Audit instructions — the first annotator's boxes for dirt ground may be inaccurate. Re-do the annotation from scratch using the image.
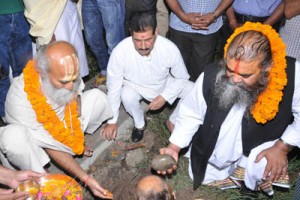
[81,110,299,200]
[82,112,197,200]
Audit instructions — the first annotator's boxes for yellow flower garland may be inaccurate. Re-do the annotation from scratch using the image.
[23,60,84,155]
[224,22,287,124]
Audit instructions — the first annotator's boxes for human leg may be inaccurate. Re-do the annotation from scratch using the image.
[124,0,157,36]
[156,0,169,37]
[80,89,113,134]
[55,0,89,77]
[121,85,145,129]
[0,12,32,117]
[99,0,125,55]
[169,28,193,79]
[189,31,219,81]
[244,140,290,196]
[121,85,146,142]
[0,125,49,173]
[9,12,32,77]
[82,0,109,73]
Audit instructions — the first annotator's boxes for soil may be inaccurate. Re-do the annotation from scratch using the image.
[82,113,197,200]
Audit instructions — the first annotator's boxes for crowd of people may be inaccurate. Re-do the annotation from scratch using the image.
[0,0,299,199]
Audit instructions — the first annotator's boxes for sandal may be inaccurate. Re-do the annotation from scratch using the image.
[91,74,106,88]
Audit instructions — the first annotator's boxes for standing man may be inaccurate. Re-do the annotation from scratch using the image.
[0,0,32,122]
[159,22,300,196]
[280,0,300,61]
[82,0,125,81]
[124,0,157,37]
[0,41,113,199]
[23,0,90,78]
[101,10,193,143]
[166,0,233,81]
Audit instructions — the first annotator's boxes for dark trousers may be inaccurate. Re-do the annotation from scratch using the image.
[124,0,157,36]
[169,28,220,82]
[295,175,300,200]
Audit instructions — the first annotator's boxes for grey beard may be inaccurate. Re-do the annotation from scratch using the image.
[41,77,80,106]
[214,69,256,110]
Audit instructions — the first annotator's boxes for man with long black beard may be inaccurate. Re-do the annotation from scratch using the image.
[0,41,114,199]
[158,22,300,196]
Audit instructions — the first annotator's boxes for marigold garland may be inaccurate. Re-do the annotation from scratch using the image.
[23,60,84,155]
[224,22,287,124]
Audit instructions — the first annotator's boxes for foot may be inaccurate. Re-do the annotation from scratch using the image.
[257,180,274,196]
[131,127,144,143]
[84,145,94,157]
[91,74,106,88]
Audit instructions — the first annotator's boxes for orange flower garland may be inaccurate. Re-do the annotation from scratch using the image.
[23,61,84,155]
[224,22,287,124]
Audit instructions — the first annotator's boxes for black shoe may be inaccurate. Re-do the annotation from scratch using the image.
[131,127,144,143]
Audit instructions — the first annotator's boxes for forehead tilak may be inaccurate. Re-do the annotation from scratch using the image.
[58,54,79,81]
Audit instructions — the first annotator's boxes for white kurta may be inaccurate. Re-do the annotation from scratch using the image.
[107,35,190,124]
[54,0,89,77]
[0,73,112,172]
[170,61,300,186]
[24,0,89,77]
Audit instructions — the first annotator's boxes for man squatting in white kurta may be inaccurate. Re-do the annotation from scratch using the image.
[100,10,194,143]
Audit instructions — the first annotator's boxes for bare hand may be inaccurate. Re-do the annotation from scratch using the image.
[0,188,29,200]
[147,95,166,111]
[255,140,289,182]
[100,124,118,141]
[191,13,215,30]
[157,144,180,175]
[8,171,44,189]
[184,13,202,25]
[86,176,112,199]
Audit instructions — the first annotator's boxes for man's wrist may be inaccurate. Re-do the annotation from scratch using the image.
[168,143,181,153]
[212,11,218,19]
[210,11,218,23]
[278,138,294,152]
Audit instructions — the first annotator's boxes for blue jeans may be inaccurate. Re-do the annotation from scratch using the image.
[0,12,32,117]
[82,0,125,73]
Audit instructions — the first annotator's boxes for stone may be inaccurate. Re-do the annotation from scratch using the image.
[151,154,176,171]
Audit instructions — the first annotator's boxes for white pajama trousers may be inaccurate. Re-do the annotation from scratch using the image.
[121,81,194,129]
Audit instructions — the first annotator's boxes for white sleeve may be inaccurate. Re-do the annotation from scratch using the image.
[169,73,207,148]
[281,60,300,147]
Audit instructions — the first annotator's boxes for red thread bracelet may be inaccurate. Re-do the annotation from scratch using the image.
[82,175,90,187]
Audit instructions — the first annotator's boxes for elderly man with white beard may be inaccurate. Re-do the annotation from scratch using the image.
[0,41,114,199]
[158,22,300,197]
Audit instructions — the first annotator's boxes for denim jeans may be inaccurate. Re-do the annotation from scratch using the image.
[0,12,32,117]
[82,0,125,73]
